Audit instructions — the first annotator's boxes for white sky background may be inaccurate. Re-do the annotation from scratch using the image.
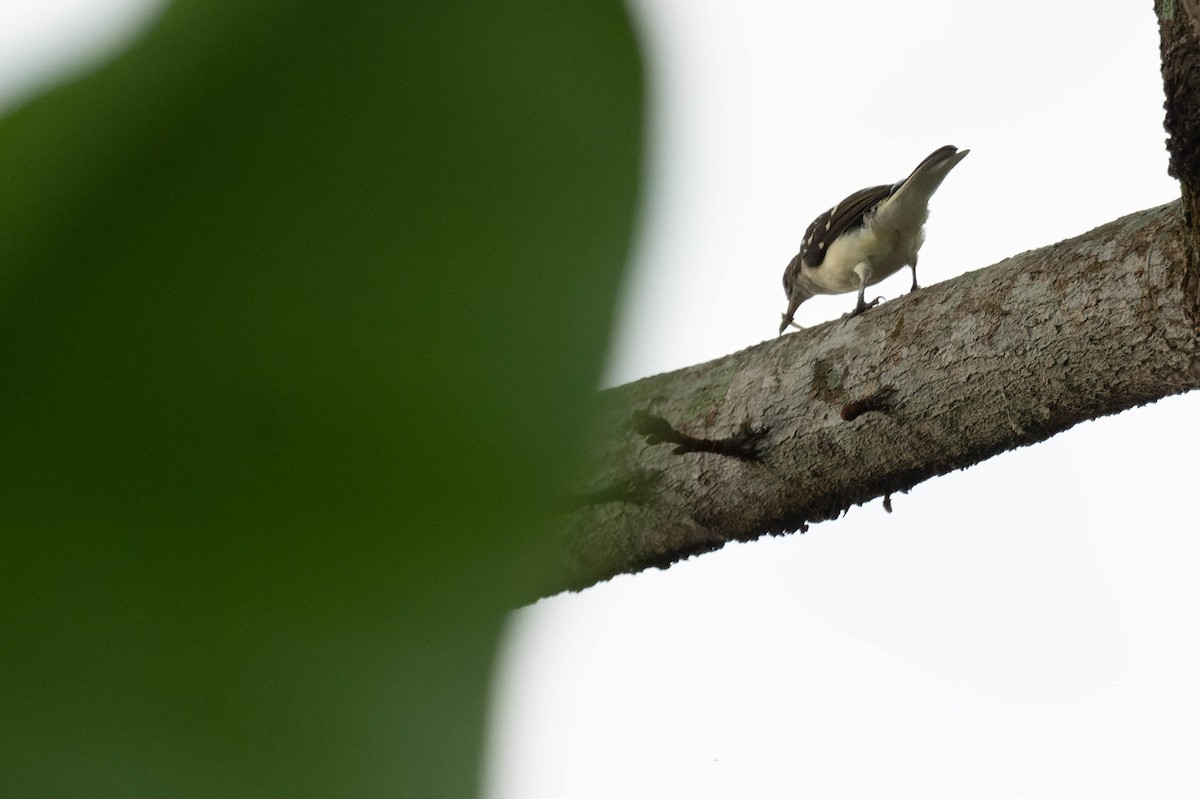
[2,3,1196,797]
[490,2,1200,798]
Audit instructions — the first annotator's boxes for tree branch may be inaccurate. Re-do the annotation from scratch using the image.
[552,202,1200,594]
[538,4,1200,599]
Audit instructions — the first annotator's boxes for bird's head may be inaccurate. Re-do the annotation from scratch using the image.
[778,253,814,335]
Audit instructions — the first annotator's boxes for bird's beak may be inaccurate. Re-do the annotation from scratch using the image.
[778,295,804,336]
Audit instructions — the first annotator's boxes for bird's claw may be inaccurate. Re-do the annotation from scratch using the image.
[844,296,883,319]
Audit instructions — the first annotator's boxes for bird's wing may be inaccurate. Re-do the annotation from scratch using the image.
[799,183,894,268]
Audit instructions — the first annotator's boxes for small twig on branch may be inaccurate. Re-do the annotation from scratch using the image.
[631,410,767,461]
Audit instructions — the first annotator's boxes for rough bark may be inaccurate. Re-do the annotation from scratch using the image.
[553,202,1200,594]
[1159,0,1200,232]
[535,3,1200,597]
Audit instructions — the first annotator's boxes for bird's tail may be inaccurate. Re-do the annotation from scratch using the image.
[876,145,968,230]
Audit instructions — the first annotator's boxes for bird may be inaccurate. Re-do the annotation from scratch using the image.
[778,145,968,334]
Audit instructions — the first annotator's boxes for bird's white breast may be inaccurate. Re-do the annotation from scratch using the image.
[801,211,926,295]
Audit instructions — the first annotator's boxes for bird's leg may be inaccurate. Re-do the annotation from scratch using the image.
[846,262,882,318]
[909,256,919,293]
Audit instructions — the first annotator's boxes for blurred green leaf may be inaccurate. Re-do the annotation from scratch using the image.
[0,1,642,795]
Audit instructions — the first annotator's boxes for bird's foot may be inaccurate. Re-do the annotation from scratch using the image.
[844,296,883,319]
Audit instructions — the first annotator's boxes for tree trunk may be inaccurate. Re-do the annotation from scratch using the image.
[544,4,1200,597]
[1160,0,1200,242]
